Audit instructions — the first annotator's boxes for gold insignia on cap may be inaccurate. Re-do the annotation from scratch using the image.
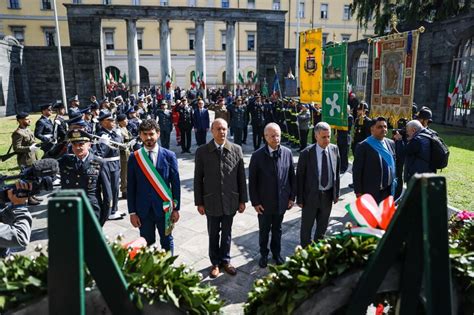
[72,131,81,138]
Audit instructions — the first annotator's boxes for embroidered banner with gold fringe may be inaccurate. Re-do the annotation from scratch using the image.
[299,29,323,104]
[370,30,420,125]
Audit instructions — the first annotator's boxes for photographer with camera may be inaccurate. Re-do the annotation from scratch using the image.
[0,181,33,257]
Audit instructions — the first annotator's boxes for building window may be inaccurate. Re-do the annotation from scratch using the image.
[298,1,305,18]
[320,3,328,19]
[10,27,25,44]
[132,0,140,5]
[8,0,20,9]
[247,0,255,9]
[72,0,82,4]
[221,32,226,50]
[188,32,195,50]
[103,0,112,4]
[343,5,351,20]
[272,0,280,10]
[341,34,351,42]
[160,0,168,5]
[322,33,328,47]
[188,0,196,6]
[41,0,52,10]
[104,31,114,50]
[221,0,229,8]
[137,29,143,50]
[44,28,56,46]
[247,33,255,51]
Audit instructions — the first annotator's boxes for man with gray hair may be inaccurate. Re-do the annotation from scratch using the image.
[249,123,296,267]
[403,119,433,181]
[297,122,340,247]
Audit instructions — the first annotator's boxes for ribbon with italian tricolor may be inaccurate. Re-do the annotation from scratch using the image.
[135,147,177,235]
[344,194,397,238]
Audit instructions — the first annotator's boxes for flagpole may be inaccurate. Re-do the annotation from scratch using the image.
[295,0,300,90]
[53,0,67,112]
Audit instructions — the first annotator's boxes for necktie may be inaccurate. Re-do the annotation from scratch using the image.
[321,149,329,188]
[217,146,223,158]
[76,158,83,169]
[148,150,154,165]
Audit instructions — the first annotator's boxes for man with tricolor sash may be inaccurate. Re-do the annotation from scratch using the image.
[127,119,181,253]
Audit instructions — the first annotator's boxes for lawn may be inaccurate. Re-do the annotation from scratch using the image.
[0,116,473,210]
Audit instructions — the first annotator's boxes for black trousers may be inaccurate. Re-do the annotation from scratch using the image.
[243,124,248,142]
[160,130,171,149]
[252,125,264,150]
[300,191,333,248]
[337,131,349,173]
[101,162,120,216]
[233,127,243,145]
[206,214,234,266]
[258,213,284,257]
[299,129,309,150]
[195,129,207,146]
[180,127,192,151]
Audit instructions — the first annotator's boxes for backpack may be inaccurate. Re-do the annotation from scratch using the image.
[419,130,449,170]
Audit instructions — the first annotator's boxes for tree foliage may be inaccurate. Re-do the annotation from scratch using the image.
[350,0,472,36]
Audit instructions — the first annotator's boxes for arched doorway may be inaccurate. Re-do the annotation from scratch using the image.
[139,66,150,88]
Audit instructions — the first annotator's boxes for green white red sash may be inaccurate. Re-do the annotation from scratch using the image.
[344,194,397,238]
[135,147,177,235]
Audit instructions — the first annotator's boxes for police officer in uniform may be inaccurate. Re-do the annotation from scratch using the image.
[126,107,140,137]
[96,111,124,220]
[287,100,300,148]
[177,98,194,153]
[230,97,247,146]
[249,97,266,150]
[35,104,55,154]
[117,114,134,199]
[351,102,372,156]
[157,101,173,149]
[59,130,107,225]
[52,101,68,143]
[68,95,81,116]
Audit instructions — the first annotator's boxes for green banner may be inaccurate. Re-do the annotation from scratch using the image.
[322,42,348,130]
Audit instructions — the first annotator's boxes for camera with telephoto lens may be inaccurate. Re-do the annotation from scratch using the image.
[392,118,408,139]
[0,159,59,207]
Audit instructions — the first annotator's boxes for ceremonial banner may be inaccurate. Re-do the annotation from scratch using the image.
[371,30,420,124]
[299,29,323,104]
[322,42,348,130]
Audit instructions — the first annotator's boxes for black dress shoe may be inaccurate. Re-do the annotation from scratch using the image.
[32,195,43,202]
[273,255,285,265]
[258,255,268,268]
[27,197,40,206]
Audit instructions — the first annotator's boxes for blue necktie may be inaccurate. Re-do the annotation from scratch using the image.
[321,150,329,188]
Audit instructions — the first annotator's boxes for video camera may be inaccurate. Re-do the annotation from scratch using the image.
[0,159,59,207]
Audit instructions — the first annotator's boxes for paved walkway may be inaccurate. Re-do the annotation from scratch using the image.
[19,131,357,314]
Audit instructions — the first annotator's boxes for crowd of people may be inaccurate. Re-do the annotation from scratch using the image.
[3,87,445,278]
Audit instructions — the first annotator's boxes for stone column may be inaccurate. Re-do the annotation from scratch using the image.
[126,18,140,95]
[195,20,207,99]
[225,21,237,94]
[159,19,172,95]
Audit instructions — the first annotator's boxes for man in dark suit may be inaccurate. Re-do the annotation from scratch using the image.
[127,119,180,253]
[194,118,248,278]
[297,122,341,247]
[193,99,210,146]
[249,123,296,267]
[352,117,397,203]
[34,103,55,153]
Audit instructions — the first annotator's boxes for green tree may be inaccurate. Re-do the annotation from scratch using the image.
[350,0,472,36]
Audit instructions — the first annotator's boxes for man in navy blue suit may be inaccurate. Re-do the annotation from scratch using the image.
[193,99,210,146]
[249,123,296,267]
[127,119,181,253]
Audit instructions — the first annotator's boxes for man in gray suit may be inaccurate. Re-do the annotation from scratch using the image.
[194,118,248,278]
[297,122,340,247]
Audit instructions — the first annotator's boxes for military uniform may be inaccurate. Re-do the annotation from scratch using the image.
[34,114,55,153]
[96,115,123,220]
[11,126,37,167]
[118,121,132,199]
[287,102,300,148]
[249,102,266,150]
[352,115,372,155]
[157,108,173,149]
[230,105,247,146]
[177,104,193,153]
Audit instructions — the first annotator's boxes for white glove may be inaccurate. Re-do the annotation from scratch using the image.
[29,144,40,152]
[128,139,137,149]
[54,119,61,125]
[98,135,110,145]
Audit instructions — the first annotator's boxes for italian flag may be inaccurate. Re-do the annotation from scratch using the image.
[165,73,172,90]
[238,72,245,84]
[191,71,197,89]
[447,73,462,107]
[345,194,396,237]
[199,71,206,89]
[463,74,472,108]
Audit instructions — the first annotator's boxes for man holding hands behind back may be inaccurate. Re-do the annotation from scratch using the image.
[194,118,248,278]
[249,123,296,268]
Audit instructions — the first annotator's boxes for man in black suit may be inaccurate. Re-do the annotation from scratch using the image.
[352,117,397,203]
[249,123,296,267]
[297,122,341,247]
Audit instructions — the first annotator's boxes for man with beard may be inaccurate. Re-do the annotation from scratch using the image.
[127,119,180,253]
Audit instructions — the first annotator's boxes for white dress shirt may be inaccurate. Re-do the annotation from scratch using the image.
[146,144,159,167]
[315,144,333,190]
